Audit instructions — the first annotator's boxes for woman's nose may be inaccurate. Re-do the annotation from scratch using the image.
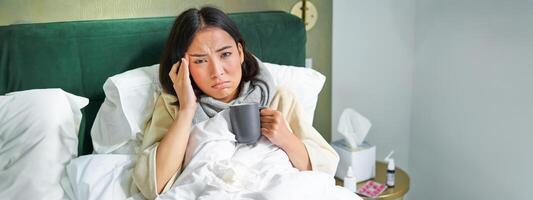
[210,62,224,78]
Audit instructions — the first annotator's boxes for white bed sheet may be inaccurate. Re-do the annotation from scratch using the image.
[64,110,361,200]
[62,154,143,200]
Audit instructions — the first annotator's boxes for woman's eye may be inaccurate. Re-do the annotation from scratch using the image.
[194,59,206,64]
[221,52,232,58]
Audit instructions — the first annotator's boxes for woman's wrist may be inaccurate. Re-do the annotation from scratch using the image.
[279,132,298,151]
[177,106,196,116]
[174,106,196,129]
[279,133,304,157]
[280,134,312,171]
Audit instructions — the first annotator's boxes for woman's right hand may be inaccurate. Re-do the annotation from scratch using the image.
[169,56,197,112]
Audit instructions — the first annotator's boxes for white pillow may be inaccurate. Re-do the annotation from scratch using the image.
[0,89,88,200]
[91,64,160,154]
[91,62,325,154]
[263,62,325,124]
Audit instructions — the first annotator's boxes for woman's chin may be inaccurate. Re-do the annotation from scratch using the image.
[209,89,238,103]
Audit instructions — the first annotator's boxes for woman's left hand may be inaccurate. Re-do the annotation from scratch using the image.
[260,108,312,171]
[260,108,295,148]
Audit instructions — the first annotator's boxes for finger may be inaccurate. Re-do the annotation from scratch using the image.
[260,108,276,116]
[177,58,185,78]
[261,114,280,122]
[184,54,191,65]
[262,109,281,119]
[261,123,278,131]
[261,122,274,128]
[260,117,277,123]
[179,58,193,86]
[181,57,190,77]
[261,128,273,137]
[169,62,179,81]
[261,114,277,119]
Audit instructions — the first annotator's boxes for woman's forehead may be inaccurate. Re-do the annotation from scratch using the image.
[188,27,236,53]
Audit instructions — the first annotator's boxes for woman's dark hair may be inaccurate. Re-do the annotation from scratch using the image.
[159,6,258,105]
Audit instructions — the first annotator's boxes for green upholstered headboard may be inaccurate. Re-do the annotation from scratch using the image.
[0,11,306,155]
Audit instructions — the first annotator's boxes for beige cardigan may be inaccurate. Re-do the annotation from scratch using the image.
[131,87,339,200]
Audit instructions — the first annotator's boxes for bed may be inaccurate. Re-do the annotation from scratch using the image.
[0,11,305,155]
[0,10,361,200]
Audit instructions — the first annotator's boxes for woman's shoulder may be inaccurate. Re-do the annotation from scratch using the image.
[157,92,179,118]
[273,86,297,99]
[271,86,299,108]
[160,92,177,104]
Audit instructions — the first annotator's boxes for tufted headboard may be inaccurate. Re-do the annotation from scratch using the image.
[0,11,306,155]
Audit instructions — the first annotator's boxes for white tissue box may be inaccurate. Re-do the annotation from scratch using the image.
[332,140,376,182]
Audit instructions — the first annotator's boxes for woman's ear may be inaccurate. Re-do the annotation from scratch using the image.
[238,42,244,64]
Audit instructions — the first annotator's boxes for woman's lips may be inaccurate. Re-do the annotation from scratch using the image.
[212,81,230,89]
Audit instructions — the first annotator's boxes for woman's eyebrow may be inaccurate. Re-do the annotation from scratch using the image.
[189,45,232,57]
[216,45,232,52]
[189,53,207,57]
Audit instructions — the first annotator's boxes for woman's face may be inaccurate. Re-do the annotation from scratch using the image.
[186,27,244,103]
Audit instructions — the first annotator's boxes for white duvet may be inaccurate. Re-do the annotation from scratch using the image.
[64,110,361,200]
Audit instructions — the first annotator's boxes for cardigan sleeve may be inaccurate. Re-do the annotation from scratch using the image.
[269,87,340,176]
[131,93,180,200]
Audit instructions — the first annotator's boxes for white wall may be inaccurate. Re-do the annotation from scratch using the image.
[409,1,533,199]
[332,0,415,170]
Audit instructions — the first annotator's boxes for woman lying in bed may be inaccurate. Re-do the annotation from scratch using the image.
[131,7,340,200]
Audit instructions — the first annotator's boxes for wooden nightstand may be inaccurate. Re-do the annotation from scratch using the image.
[335,161,410,200]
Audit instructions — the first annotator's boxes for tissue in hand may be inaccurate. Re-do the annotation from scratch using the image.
[333,108,375,182]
